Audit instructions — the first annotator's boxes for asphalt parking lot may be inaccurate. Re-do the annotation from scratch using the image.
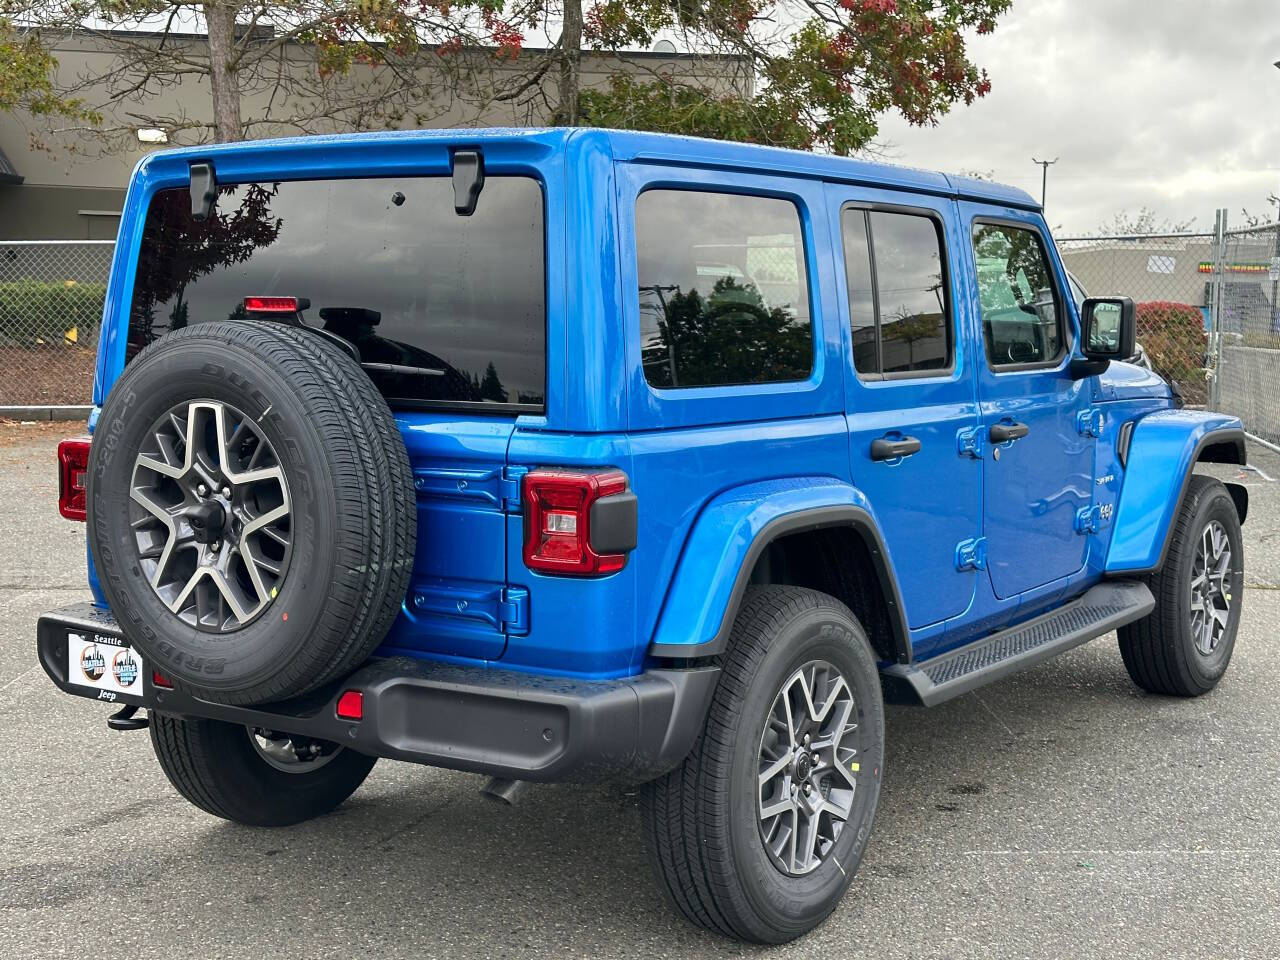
[2,421,1278,960]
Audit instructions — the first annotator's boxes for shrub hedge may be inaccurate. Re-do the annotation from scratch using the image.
[1136,300,1207,402]
[0,279,107,346]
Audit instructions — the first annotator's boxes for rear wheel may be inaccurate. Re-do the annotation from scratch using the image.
[1118,474,1244,696]
[149,713,376,827]
[640,586,885,943]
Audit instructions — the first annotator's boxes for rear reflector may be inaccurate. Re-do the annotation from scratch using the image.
[522,468,629,576]
[243,296,299,313]
[57,437,91,521]
[336,689,364,721]
[151,671,173,689]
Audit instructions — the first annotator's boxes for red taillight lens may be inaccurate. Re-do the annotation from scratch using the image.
[57,437,91,521]
[336,689,364,721]
[243,296,299,313]
[522,468,629,576]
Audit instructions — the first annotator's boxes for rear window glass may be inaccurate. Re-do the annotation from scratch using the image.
[635,189,813,389]
[129,176,546,410]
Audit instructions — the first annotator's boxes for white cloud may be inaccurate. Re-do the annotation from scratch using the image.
[872,0,1280,234]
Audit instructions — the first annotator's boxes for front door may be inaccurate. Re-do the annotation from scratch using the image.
[962,206,1094,599]
[830,187,982,630]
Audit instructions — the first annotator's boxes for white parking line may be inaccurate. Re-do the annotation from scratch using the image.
[0,665,38,694]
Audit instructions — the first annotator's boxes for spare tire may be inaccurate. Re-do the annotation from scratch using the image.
[87,321,416,705]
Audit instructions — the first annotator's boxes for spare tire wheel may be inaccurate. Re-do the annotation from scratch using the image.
[87,321,416,706]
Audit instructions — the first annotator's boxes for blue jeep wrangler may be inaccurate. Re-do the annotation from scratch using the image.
[41,128,1248,943]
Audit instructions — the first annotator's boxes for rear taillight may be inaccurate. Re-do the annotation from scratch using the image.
[57,437,91,521]
[243,296,299,313]
[522,468,635,576]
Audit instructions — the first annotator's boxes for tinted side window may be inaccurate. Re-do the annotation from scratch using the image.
[635,190,813,389]
[871,212,949,374]
[972,222,1063,367]
[839,208,951,377]
[840,208,878,376]
[130,176,546,409]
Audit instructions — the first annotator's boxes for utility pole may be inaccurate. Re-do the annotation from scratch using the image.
[1272,61,1280,330]
[1032,157,1058,208]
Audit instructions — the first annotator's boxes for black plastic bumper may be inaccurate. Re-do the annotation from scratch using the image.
[37,602,719,783]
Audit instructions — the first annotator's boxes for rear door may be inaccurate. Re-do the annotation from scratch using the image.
[961,205,1093,598]
[367,175,547,661]
[122,170,548,662]
[828,186,983,630]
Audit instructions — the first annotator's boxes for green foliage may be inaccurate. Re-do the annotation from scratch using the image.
[580,0,1012,155]
[0,16,98,122]
[0,279,107,345]
[9,0,1011,158]
[1136,300,1207,402]
[579,74,827,151]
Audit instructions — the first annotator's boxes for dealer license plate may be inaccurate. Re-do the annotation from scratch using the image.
[66,632,144,702]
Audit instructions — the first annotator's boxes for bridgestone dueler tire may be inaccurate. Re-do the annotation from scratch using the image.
[87,321,416,705]
[639,586,885,944]
[150,713,376,827]
[1118,474,1244,697]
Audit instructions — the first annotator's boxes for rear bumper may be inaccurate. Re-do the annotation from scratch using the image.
[37,602,718,783]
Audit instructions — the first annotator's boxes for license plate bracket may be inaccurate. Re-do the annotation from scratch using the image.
[65,631,145,705]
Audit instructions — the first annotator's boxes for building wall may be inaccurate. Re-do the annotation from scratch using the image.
[1059,240,1215,306]
[0,32,749,240]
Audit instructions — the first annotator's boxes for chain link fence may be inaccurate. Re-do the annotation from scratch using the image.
[1057,232,1216,407]
[0,241,113,407]
[1212,221,1280,447]
[2,227,1277,448]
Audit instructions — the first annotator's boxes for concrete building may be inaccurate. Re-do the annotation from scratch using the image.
[1059,237,1215,307]
[0,30,749,240]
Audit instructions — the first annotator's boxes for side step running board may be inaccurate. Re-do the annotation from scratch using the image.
[881,581,1154,707]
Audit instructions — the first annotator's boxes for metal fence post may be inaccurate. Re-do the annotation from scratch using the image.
[1208,208,1225,410]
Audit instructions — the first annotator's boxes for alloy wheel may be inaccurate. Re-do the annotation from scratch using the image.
[1189,519,1233,656]
[757,660,860,876]
[129,400,292,632]
[247,728,342,773]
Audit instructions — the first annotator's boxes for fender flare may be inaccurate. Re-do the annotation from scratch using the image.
[1106,411,1246,575]
[647,478,910,663]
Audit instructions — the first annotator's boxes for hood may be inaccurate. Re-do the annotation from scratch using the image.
[1097,360,1175,402]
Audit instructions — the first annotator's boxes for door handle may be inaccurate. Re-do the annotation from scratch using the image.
[989,421,1030,443]
[870,435,922,461]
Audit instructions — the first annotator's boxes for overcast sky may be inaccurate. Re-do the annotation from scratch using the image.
[873,0,1280,236]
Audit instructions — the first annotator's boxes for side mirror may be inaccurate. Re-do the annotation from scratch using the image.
[1071,296,1136,378]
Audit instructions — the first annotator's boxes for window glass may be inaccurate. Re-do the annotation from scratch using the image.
[840,208,952,377]
[130,176,546,408]
[840,208,878,375]
[869,212,949,374]
[635,190,813,389]
[972,223,1063,367]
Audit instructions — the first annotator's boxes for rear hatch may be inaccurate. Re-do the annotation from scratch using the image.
[124,170,547,662]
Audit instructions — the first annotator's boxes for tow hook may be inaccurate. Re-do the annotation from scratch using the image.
[106,704,149,732]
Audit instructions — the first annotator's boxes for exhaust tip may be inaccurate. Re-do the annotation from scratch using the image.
[480,777,530,806]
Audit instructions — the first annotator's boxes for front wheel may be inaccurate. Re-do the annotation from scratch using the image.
[1118,474,1245,697]
[640,586,885,943]
[150,713,376,827]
